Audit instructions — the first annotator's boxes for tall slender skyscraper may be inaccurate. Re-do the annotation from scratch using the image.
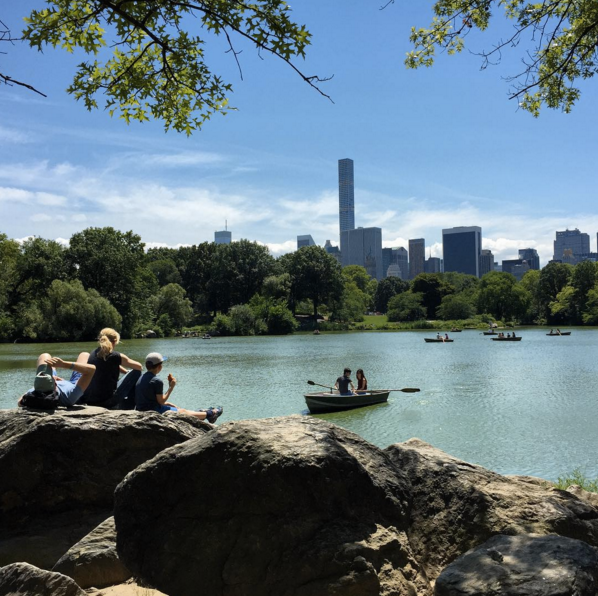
[442,226,482,277]
[338,158,355,236]
[408,238,425,279]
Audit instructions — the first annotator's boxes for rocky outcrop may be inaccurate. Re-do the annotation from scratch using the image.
[53,517,130,589]
[0,407,211,568]
[0,562,86,596]
[384,438,598,580]
[114,416,430,596]
[434,534,598,596]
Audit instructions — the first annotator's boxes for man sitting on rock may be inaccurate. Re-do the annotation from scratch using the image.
[135,352,223,423]
[19,352,96,408]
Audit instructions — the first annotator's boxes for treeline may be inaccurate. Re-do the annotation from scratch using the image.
[1,227,596,342]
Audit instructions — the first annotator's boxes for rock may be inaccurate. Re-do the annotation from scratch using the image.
[0,561,86,596]
[53,517,130,589]
[567,484,598,508]
[384,438,598,581]
[0,407,211,568]
[115,416,430,596]
[434,534,598,596]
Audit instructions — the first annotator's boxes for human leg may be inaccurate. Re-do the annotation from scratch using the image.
[115,369,142,409]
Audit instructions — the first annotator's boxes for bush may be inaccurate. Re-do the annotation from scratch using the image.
[266,304,298,335]
[555,469,598,493]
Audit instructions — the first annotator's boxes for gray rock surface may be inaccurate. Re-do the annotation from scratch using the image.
[384,438,598,581]
[115,416,430,596]
[0,407,210,568]
[435,534,598,596]
[0,561,86,596]
[53,516,131,589]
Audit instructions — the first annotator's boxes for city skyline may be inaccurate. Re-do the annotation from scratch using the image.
[2,3,598,267]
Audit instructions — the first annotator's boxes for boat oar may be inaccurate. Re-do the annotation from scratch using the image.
[307,380,334,392]
[381,388,421,393]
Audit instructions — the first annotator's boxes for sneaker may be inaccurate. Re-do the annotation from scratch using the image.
[205,406,223,424]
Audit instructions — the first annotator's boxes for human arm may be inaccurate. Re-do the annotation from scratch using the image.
[46,355,95,392]
[120,354,143,372]
[155,376,176,406]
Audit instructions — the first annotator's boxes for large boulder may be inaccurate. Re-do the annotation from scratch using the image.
[435,534,598,596]
[53,517,130,589]
[385,438,598,581]
[115,416,430,596]
[0,407,211,568]
[0,562,86,596]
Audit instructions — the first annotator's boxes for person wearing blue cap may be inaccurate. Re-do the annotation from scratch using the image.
[135,352,223,423]
[19,352,96,408]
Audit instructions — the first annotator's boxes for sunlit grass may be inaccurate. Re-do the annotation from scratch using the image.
[554,469,598,493]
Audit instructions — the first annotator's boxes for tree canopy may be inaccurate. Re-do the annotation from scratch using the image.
[405,0,598,115]
[21,0,329,134]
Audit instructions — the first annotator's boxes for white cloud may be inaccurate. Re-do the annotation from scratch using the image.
[261,240,297,256]
[0,126,30,144]
[30,214,52,222]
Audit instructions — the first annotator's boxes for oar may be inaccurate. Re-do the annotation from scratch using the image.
[307,380,334,392]
[380,388,421,393]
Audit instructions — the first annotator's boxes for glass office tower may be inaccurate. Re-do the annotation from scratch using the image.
[442,226,482,277]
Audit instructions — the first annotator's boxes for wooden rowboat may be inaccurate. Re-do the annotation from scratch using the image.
[304,390,390,414]
[483,330,498,335]
[491,336,522,341]
[424,338,454,343]
[546,332,571,336]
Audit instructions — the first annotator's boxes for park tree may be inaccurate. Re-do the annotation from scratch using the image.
[406,0,598,115]
[283,245,344,319]
[477,271,530,321]
[411,273,454,319]
[152,283,194,333]
[436,294,476,320]
[537,262,573,320]
[67,227,145,335]
[20,1,329,134]
[387,292,426,322]
[0,234,20,338]
[374,277,409,313]
[147,258,183,287]
[177,243,217,314]
[569,260,598,322]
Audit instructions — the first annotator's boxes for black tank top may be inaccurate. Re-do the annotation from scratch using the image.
[83,348,122,404]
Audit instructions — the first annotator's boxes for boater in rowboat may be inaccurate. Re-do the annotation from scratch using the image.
[335,368,355,396]
[356,369,368,394]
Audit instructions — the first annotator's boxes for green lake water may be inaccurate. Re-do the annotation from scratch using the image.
[1,329,597,481]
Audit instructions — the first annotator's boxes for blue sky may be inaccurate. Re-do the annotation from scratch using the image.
[1,1,597,266]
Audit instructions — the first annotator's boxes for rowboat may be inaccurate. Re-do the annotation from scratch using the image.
[546,332,571,336]
[424,338,454,343]
[491,336,522,341]
[450,328,462,332]
[304,390,390,414]
[483,330,498,335]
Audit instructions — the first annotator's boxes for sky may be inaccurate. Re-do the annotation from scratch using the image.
[1,2,598,267]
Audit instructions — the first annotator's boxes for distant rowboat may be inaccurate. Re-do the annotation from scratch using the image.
[546,331,571,336]
[491,336,522,341]
[424,338,454,343]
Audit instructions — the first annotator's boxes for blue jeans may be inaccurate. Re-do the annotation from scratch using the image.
[116,369,141,410]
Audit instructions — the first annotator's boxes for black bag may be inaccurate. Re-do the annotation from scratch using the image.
[20,390,60,410]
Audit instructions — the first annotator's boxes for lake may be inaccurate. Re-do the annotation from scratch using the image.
[1,328,597,482]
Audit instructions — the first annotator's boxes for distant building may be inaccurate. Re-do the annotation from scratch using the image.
[341,227,383,280]
[518,248,540,270]
[338,158,355,236]
[324,239,341,264]
[214,230,232,244]
[479,249,494,276]
[553,229,590,265]
[297,235,315,249]
[386,263,402,278]
[424,257,443,274]
[382,247,408,279]
[442,226,482,277]
[502,259,530,281]
[408,238,425,279]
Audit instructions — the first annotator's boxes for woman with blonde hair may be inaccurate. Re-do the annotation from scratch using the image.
[82,328,143,409]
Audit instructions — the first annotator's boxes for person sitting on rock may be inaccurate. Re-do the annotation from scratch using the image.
[19,352,96,407]
[135,352,223,423]
[81,327,143,410]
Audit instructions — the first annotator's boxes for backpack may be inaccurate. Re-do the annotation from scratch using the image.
[20,390,60,410]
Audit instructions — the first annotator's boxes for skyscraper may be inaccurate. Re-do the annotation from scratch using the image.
[297,235,315,249]
[424,257,443,274]
[479,249,494,276]
[338,158,355,236]
[408,238,425,279]
[553,229,589,264]
[442,226,482,277]
[214,230,232,244]
[341,227,383,280]
[518,248,540,270]
[324,240,341,264]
